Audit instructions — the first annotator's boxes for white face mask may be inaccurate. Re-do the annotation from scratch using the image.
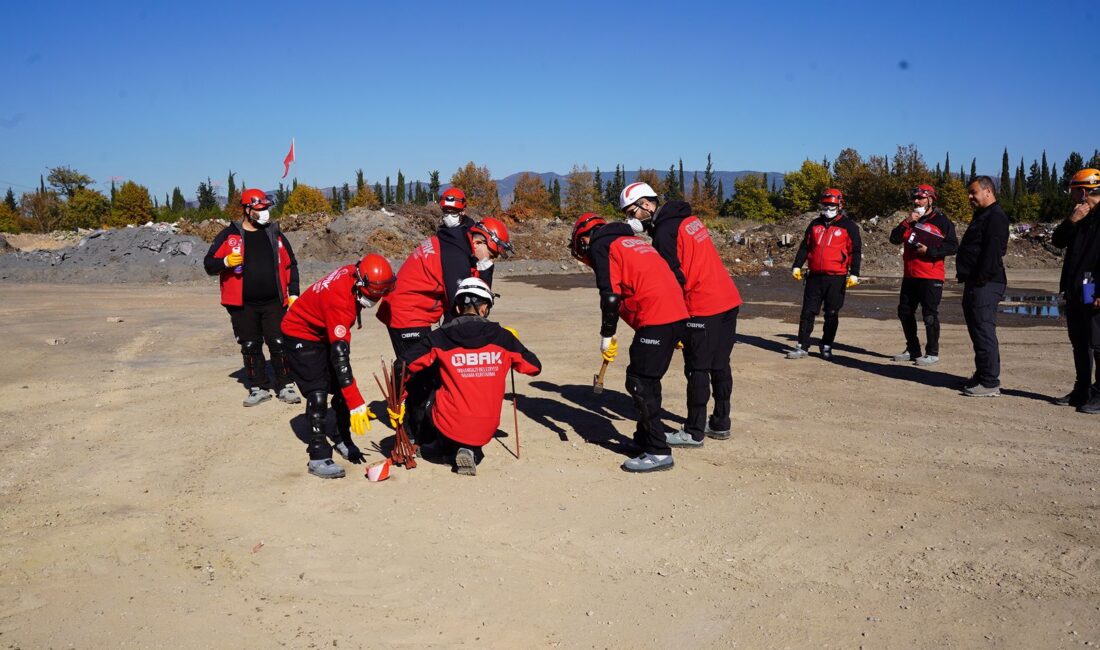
[476,258,494,272]
[357,295,375,309]
[821,207,839,219]
[626,218,644,234]
[442,214,462,228]
[914,206,927,216]
[251,209,271,225]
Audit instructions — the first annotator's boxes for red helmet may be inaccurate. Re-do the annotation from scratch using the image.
[569,213,606,263]
[911,184,937,201]
[819,188,844,207]
[469,218,514,258]
[439,187,467,212]
[355,253,396,302]
[240,188,273,210]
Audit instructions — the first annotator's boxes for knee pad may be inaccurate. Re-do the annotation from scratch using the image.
[266,336,285,354]
[824,310,840,320]
[922,311,938,327]
[306,391,328,425]
[897,303,913,319]
[240,338,264,355]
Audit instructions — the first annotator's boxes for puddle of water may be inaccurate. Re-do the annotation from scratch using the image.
[1000,295,1062,318]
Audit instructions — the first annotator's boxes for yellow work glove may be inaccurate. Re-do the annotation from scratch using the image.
[791,267,803,282]
[387,402,406,429]
[503,326,519,341]
[350,405,372,436]
[846,275,860,288]
[287,295,297,307]
[675,340,684,350]
[224,251,244,268]
[600,336,618,363]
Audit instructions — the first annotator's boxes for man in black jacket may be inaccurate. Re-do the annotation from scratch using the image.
[956,176,1009,397]
[1052,169,1100,413]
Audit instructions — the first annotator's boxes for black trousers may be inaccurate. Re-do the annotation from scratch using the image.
[625,320,687,456]
[961,281,1005,388]
[682,307,739,439]
[226,298,291,390]
[387,326,435,442]
[1065,300,1100,391]
[798,275,846,348]
[898,277,944,357]
[285,337,351,461]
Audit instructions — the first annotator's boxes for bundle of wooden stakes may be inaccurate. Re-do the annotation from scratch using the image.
[375,361,417,469]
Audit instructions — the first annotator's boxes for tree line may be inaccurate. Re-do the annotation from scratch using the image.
[3,147,1097,234]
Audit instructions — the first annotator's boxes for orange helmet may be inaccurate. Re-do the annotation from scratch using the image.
[569,213,606,263]
[820,188,844,207]
[355,253,396,302]
[1069,169,1100,194]
[439,187,467,212]
[469,218,514,258]
[911,184,937,201]
[240,188,273,210]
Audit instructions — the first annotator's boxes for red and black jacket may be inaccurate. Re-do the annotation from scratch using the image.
[280,264,366,409]
[888,209,958,280]
[203,221,299,307]
[376,224,493,329]
[793,213,862,277]
[587,222,690,333]
[401,315,541,447]
[649,200,742,317]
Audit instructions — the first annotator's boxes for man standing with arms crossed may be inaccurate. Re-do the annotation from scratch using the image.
[889,184,958,366]
[618,182,742,447]
[957,176,1009,397]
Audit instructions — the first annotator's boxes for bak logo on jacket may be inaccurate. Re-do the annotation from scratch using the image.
[452,351,503,367]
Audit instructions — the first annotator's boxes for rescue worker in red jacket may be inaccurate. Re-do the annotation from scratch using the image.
[280,253,395,479]
[376,215,513,441]
[888,184,959,366]
[393,277,541,476]
[787,188,863,360]
[619,182,743,448]
[203,189,301,406]
[570,213,690,473]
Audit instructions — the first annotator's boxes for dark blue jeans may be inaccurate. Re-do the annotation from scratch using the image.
[962,281,1005,388]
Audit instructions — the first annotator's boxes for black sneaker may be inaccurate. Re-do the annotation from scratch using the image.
[1055,388,1089,407]
[1077,395,1100,414]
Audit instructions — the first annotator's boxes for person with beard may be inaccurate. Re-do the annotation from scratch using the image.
[617,182,743,447]
[280,253,396,478]
[787,188,863,361]
[888,184,959,366]
[204,188,301,407]
[1052,169,1100,413]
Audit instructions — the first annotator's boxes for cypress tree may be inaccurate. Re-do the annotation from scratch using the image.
[678,159,684,197]
[716,179,724,204]
[593,167,602,206]
[969,159,977,183]
[226,171,236,200]
[342,183,351,207]
[374,182,383,203]
[355,169,365,193]
[1040,151,1050,190]
[39,175,45,195]
[1063,152,1084,184]
[1000,148,1011,196]
[385,176,392,204]
[703,153,716,204]
[551,179,561,212]
[665,165,678,201]
[944,152,951,180]
[396,171,405,204]
[171,187,186,212]
[429,171,440,201]
[934,163,942,182]
[4,188,15,212]
[110,180,117,205]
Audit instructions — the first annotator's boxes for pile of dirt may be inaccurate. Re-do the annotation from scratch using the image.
[176,218,229,242]
[0,234,11,254]
[0,223,208,283]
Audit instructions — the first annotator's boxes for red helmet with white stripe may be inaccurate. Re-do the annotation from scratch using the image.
[240,188,273,210]
[911,184,937,201]
[820,188,844,207]
[439,187,467,212]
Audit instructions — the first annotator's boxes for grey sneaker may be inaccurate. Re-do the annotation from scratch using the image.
[915,355,939,366]
[277,384,302,404]
[621,453,674,473]
[786,347,809,359]
[455,448,477,476]
[892,351,913,362]
[307,458,345,479]
[243,387,272,407]
[665,429,704,448]
[333,442,352,461]
[704,424,731,440]
[964,384,1001,397]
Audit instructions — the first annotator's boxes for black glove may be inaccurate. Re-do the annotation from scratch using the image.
[344,440,367,464]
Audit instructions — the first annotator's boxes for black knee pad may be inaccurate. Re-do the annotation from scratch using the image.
[922,311,938,327]
[306,391,328,430]
[266,336,285,354]
[240,338,264,355]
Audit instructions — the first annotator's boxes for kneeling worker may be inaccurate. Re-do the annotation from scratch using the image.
[280,254,396,479]
[395,278,541,476]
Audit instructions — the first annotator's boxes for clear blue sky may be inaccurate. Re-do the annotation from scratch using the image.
[2,0,1095,200]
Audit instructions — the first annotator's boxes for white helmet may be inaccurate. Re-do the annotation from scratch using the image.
[454,276,495,309]
[619,182,658,211]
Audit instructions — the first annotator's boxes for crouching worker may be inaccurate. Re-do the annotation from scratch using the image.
[394,277,541,476]
[280,254,396,479]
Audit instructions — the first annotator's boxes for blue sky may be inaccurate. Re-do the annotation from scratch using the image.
[1,0,1095,200]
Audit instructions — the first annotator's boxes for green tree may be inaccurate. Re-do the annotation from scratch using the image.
[678,159,684,198]
[341,183,351,208]
[563,165,601,218]
[697,153,718,218]
[938,176,972,224]
[551,178,561,216]
[171,187,187,213]
[110,181,153,226]
[396,170,406,204]
[1014,193,1041,222]
[428,170,441,202]
[4,188,17,213]
[728,174,779,221]
[384,177,392,204]
[329,186,342,213]
[284,184,331,214]
[1063,151,1085,183]
[450,162,501,214]
[999,148,1013,212]
[196,179,218,212]
[664,165,680,201]
[47,166,94,199]
[65,187,110,229]
[347,181,381,209]
[782,159,833,214]
[969,158,977,183]
[226,171,236,204]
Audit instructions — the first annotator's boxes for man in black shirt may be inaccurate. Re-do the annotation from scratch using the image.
[956,176,1009,397]
[203,189,301,406]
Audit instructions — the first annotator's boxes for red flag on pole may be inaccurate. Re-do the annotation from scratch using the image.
[281,138,295,179]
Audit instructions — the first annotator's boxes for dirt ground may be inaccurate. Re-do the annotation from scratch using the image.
[0,271,1097,649]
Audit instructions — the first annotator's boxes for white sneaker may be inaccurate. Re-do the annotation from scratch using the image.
[243,387,272,407]
[892,351,913,362]
[786,347,809,359]
[915,355,939,366]
[621,453,674,473]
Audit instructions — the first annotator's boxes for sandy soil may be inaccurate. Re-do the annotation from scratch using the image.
[0,271,1097,649]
